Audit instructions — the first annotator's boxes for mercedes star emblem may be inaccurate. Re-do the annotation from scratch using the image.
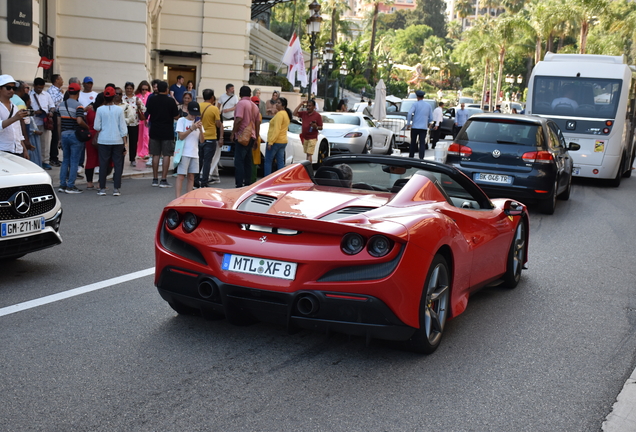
[492,149,501,158]
[13,190,31,215]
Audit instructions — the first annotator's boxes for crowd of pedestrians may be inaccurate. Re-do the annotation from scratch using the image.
[0,71,325,198]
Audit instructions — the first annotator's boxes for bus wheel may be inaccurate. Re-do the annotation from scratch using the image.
[609,157,623,187]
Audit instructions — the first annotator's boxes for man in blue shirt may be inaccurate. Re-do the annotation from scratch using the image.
[454,103,469,139]
[169,75,187,104]
[406,90,433,159]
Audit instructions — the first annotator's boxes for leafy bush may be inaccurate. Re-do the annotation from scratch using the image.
[249,74,293,92]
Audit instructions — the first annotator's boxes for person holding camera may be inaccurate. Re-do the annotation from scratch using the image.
[0,75,29,158]
[293,99,322,164]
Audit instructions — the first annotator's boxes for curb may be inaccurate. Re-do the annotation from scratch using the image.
[602,367,636,431]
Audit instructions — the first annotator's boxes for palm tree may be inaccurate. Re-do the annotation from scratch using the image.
[527,0,566,63]
[492,14,532,106]
[455,0,474,30]
[571,0,609,53]
[322,0,351,43]
[363,0,394,81]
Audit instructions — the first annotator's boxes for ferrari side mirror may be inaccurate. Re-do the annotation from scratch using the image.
[504,200,524,216]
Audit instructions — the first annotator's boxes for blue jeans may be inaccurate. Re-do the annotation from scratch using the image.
[234,140,253,188]
[60,131,84,188]
[198,139,217,186]
[264,143,286,176]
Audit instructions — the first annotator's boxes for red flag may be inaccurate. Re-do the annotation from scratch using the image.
[37,57,54,70]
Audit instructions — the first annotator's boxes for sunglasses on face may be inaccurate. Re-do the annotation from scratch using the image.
[3,85,16,91]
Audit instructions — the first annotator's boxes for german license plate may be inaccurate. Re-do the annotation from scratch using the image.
[221,145,231,152]
[222,254,297,280]
[1,217,45,238]
[573,167,581,175]
[475,173,512,184]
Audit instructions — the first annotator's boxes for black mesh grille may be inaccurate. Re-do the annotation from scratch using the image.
[0,184,57,220]
[0,232,61,259]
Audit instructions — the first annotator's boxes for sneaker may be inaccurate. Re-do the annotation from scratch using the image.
[51,160,61,167]
[209,178,221,184]
[58,186,66,192]
[76,174,84,179]
[97,189,107,196]
[113,189,121,196]
[65,186,83,194]
[152,178,159,187]
[42,163,52,170]
[159,179,172,188]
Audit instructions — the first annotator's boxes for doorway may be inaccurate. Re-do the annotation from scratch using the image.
[164,64,197,94]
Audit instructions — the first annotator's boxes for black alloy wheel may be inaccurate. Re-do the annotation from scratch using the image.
[503,220,526,288]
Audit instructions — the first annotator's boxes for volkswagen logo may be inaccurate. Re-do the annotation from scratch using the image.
[492,149,501,158]
[11,191,31,215]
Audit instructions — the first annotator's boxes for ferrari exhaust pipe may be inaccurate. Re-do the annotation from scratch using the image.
[297,294,319,316]
[198,279,218,300]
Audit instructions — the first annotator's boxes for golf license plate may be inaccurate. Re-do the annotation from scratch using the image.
[222,254,297,280]
[221,145,231,152]
[1,217,45,238]
[475,173,513,184]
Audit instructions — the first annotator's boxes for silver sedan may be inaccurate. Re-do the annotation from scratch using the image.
[320,112,396,155]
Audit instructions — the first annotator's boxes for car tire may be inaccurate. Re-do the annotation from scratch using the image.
[558,173,572,200]
[403,254,450,354]
[362,138,372,154]
[385,136,396,155]
[539,179,558,214]
[315,140,329,167]
[503,220,526,289]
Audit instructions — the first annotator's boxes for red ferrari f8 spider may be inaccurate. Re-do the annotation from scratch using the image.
[155,155,529,353]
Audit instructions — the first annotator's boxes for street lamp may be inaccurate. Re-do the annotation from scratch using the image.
[505,74,514,84]
[517,74,523,84]
[339,62,348,100]
[322,41,334,100]
[306,0,323,101]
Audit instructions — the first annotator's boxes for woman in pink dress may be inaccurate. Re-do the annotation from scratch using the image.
[135,80,152,159]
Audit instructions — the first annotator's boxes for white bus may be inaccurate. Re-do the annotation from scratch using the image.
[526,53,636,186]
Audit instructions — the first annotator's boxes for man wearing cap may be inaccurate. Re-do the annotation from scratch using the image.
[175,101,204,197]
[56,82,87,194]
[406,90,433,159]
[79,77,98,107]
[218,84,238,121]
[0,75,29,158]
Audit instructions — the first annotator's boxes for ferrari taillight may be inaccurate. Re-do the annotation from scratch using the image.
[165,209,180,230]
[522,151,554,164]
[447,143,472,157]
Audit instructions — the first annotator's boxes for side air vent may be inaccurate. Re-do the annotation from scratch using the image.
[320,206,375,221]
[237,194,277,213]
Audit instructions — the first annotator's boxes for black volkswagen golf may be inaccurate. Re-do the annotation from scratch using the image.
[446,114,580,214]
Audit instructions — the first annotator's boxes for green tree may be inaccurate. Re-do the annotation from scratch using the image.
[363,0,394,81]
[407,0,448,38]
[322,0,352,43]
[571,0,609,53]
[455,0,474,30]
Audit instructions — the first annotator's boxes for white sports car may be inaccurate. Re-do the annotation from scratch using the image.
[0,152,63,260]
[320,112,396,155]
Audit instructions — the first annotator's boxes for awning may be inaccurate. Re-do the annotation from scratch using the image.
[249,22,309,67]
[153,49,207,59]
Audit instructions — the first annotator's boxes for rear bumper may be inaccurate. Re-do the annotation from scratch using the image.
[156,265,416,341]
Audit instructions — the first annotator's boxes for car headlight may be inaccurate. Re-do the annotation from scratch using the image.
[367,235,392,257]
[341,233,365,255]
[344,132,363,138]
[182,212,199,233]
[165,209,180,230]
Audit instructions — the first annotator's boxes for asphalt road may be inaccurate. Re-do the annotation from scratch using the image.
[1,167,635,431]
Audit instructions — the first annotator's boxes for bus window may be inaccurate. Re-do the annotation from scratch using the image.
[532,76,622,119]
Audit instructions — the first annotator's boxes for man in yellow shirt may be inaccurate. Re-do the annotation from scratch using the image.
[198,89,223,187]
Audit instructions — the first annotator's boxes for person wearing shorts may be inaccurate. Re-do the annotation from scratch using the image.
[293,99,322,163]
[175,101,204,198]
[145,80,179,187]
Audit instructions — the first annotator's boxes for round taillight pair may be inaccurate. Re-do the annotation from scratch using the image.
[341,233,392,257]
[165,210,198,233]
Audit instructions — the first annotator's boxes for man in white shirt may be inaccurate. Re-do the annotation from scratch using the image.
[30,77,56,169]
[0,75,28,157]
[431,101,445,149]
[551,86,579,110]
[78,76,98,107]
[218,83,238,121]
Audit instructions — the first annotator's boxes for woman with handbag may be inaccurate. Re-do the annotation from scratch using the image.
[134,80,152,161]
[123,81,146,166]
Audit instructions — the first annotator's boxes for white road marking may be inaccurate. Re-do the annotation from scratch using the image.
[0,267,155,318]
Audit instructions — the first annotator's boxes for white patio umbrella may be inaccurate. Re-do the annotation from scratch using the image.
[372,79,387,120]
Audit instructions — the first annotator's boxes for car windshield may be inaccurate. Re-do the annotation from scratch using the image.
[458,120,540,146]
[532,76,622,119]
[322,115,360,125]
[288,121,302,134]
